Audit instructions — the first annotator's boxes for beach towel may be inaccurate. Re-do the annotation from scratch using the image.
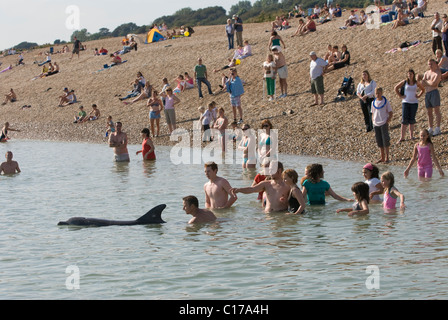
[0,65,12,73]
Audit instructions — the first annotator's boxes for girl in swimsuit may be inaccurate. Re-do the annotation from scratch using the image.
[282,169,306,214]
[404,129,444,180]
[147,90,163,137]
[381,171,406,212]
[336,182,370,216]
[213,107,228,153]
[238,124,256,169]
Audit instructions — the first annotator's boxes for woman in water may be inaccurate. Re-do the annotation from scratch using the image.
[136,128,156,160]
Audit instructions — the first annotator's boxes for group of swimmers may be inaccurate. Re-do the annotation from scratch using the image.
[181,157,412,224]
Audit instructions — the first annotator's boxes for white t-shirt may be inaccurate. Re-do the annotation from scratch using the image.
[365,177,381,202]
[201,109,213,125]
[432,19,443,37]
[310,58,328,80]
[371,97,393,127]
[349,14,359,23]
[263,61,276,78]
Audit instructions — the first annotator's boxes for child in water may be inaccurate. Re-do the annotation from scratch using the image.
[362,163,383,203]
[336,182,370,216]
[381,171,405,211]
[301,163,352,205]
[403,129,444,180]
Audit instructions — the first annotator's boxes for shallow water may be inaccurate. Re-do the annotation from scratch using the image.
[1,140,448,299]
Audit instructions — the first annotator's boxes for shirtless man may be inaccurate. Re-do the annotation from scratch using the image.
[108,121,130,162]
[81,104,101,122]
[0,151,21,174]
[203,161,237,209]
[2,88,16,105]
[419,59,442,136]
[183,195,217,224]
[231,161,290,213]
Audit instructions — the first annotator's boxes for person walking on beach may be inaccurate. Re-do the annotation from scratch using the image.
[309,51,328,105]
[204,161,237,210]
[194,58,213,99]
[419,59,442,136]
[233,14,244,47]
[108,121,130,162]
[70,36,82,59]
[0,151,21,174]
[183,195,217,224]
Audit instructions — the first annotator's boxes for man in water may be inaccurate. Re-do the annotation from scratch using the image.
[0,151,21,174]
[203,161,237,209]
[108,121,130,162]
[183,195,217,224]
[231,161,289,212]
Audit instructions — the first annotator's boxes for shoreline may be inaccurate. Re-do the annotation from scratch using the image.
[1,2,447,169]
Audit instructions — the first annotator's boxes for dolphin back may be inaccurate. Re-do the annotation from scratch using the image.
[57,204,167,227]
[135,204,166,224]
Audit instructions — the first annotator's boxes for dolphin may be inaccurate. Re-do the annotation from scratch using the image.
[57,204,166,227]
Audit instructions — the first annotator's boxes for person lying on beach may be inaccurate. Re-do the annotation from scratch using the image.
[183,195,217,224]
[120,79,142,101]
[2,89,17,105]
[37,53,51,66]
[110,54,122,66]
[214,58,237,73]
[0,151,21,174]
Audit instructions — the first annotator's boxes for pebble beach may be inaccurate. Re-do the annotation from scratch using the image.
[1,1,447,167]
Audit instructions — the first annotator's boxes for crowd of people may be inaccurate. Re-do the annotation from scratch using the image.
[2,2,448,224]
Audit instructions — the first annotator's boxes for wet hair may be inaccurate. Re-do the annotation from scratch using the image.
[183,195,199,208]
[381,171,395,191]
[283,169,299,184]
[141,128,150,137]
[204,161,218,172]
[421,128,433,144]
[308,163,324,183]
[351,182,370,204]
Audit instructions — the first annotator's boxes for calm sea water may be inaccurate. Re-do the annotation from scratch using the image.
[1,139,448,300]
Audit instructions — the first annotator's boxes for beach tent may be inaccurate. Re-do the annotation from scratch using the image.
[145,29,165,44]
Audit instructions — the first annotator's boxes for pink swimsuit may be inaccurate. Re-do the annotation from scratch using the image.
[417,144,433,178]
[383,188,398,210]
